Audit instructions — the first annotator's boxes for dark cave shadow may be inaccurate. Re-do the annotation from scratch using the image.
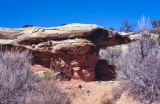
[95,59,116,81]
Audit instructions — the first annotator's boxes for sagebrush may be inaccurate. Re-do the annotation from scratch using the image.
[0,51,32,104]
[115,35,160,104]
[0,51,71,104]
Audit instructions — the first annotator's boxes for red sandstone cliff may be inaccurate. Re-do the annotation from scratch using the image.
[0,24,130,81]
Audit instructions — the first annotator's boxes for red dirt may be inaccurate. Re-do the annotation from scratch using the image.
[57,80,120,104]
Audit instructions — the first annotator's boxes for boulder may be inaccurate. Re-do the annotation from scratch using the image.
[0,24,130,81]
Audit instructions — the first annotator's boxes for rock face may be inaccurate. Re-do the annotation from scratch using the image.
[0,24,130,81]
[0,28,22,39]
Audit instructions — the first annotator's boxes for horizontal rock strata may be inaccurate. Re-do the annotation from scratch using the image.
[0,24,130,81]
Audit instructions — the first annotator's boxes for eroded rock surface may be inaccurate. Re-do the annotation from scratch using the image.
[0,28,22,39]
[0,24,130,81]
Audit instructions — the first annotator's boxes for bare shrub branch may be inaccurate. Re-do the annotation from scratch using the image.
[115,35,160,103]
[0,51,32,104]
[151,20,160,29]
[151,20,160,35]
[138,16,150,32]
[0,51,71,104]
[114,16,160,103]
[120,20,135,32]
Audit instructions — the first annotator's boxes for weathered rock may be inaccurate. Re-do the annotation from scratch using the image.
[30,38,99,80]
[0,24,131,81]
[0,39,15,45]
[0,28,22,39]
[16,24,104,45]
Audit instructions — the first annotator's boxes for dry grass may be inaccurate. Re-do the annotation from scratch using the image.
[25,81,71,104]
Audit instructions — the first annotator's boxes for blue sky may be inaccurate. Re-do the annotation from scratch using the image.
[0,0,160,30]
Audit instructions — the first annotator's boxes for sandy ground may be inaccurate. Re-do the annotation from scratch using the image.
[57,80,121,104]
[30,66,138,104]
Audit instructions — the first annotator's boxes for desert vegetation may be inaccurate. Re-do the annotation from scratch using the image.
[120,20,135,32]
[151,19,160,34]
[114,17,160,104]
[22,25,33,28]
[115,36,160,104]
[0,51,71,104]
[98,16,160,104]
[0,51,32,104]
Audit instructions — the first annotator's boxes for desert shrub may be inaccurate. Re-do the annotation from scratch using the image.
[43,70,55,80]
[138,16,150,32]
[151,20,160,35]
[120,20,135,32]
[22,24,33,28]
[0,51,71,104]
[0,51,32,104]
[115,16,160,103]
[99,45,125,64]
[60,23,67,26]
[151,20,160,29]
[115,35,160,103]
[109,28,114,31]
[25,81,71,104]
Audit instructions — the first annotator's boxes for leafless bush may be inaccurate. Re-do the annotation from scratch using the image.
[114,16,160,103]
[151,20,160,34]
[99,45,124,65]
[151,20,160,29]
[0,51,32,104]
[138,16,150,32]
[115,35,160,103]
[22,24,33,28]
[0,51,71,104]
[120,20,135,32]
